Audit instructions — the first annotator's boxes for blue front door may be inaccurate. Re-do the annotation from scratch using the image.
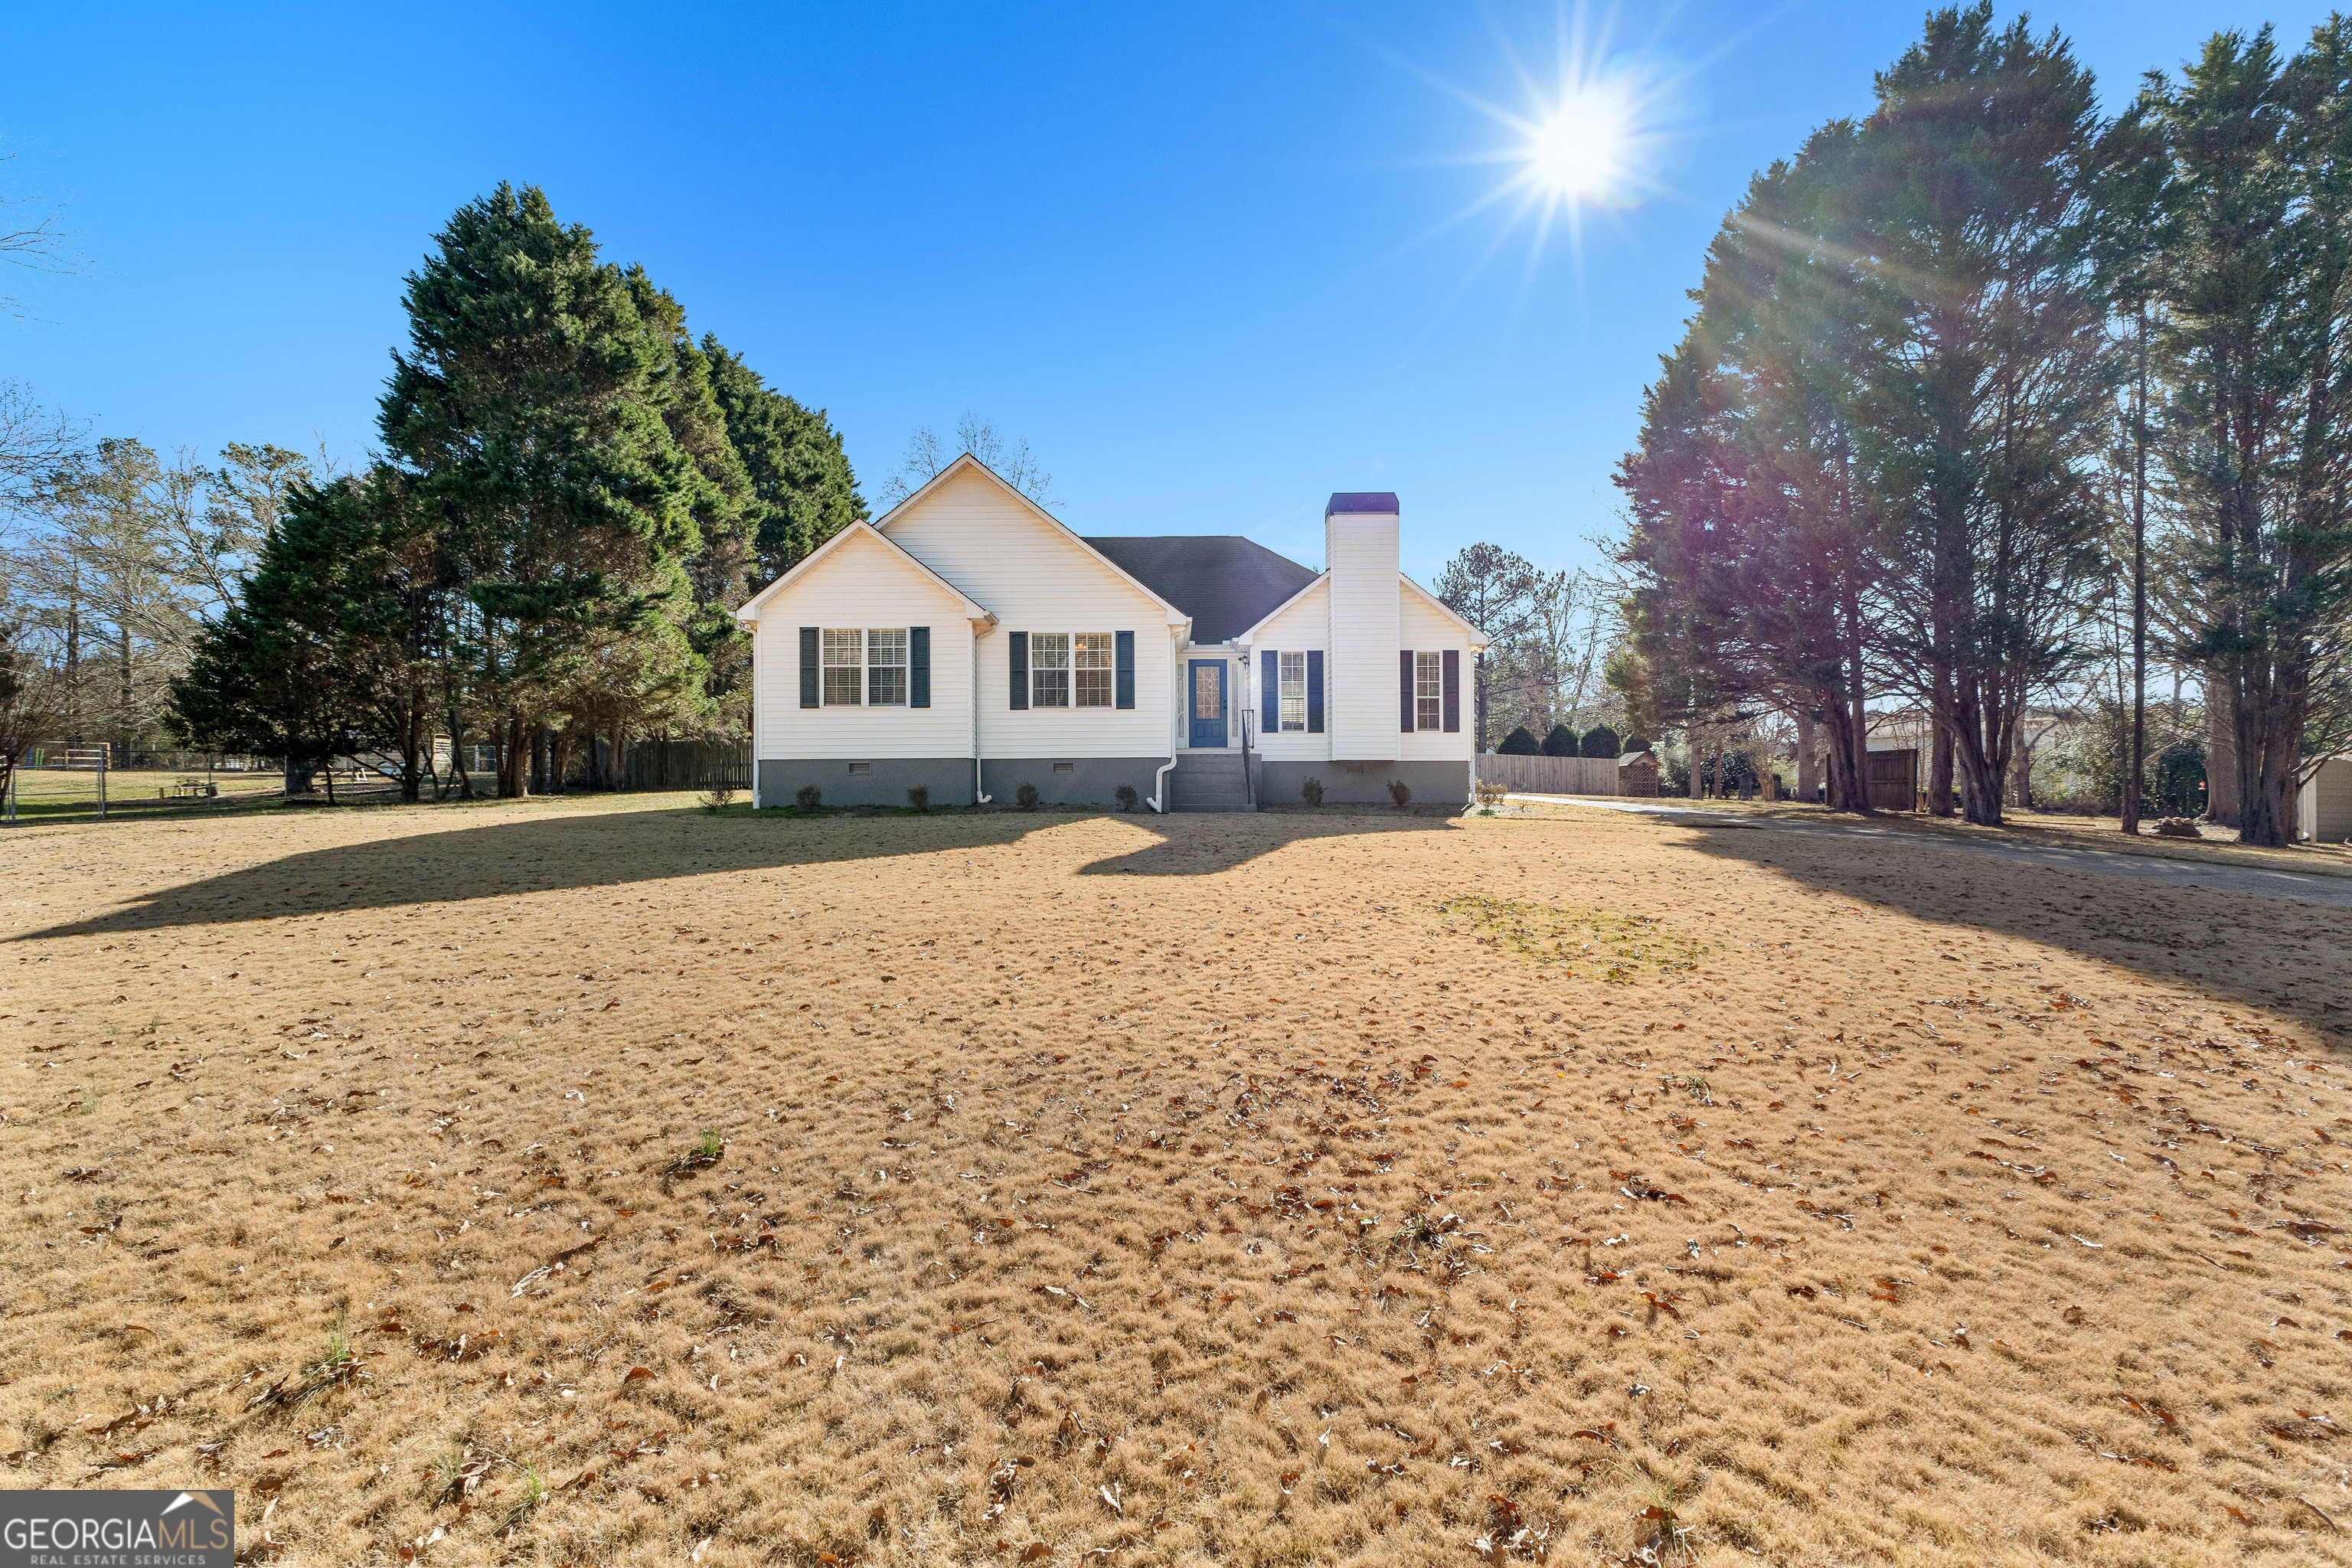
[1188,659,1227,748]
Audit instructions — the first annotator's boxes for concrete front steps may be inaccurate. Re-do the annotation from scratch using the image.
[1169,750,1253,812]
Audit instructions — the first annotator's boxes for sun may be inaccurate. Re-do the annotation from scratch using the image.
[1527,85,1632,201]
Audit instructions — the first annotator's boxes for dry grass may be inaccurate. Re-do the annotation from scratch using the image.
[2,792,2347,1566]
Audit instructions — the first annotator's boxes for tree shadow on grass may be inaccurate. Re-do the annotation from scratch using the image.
[17,803,1463,941]
[1672,818,2352,1043]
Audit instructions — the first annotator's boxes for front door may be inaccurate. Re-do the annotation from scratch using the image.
[1187,659,1227,748]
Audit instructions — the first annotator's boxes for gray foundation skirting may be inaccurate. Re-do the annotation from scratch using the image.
[757,757,972,808]
[1257,759,1470,808]
[982,757,1166,807]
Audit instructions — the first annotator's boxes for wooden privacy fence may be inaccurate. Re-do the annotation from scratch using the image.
[1866,748,1919,812]
[620,739,752,792]
[1476,753,1622,796]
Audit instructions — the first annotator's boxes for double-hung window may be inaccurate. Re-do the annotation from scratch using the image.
[1415,650,1442,730]
[866,628,907,706]
[1279,651,1306,732]
[822,628,908,707]
[1031,633,1071,707]
[822,629,864,706]
[1073,632,1114,707]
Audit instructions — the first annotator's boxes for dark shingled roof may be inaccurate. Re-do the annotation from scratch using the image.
[1325,492,1400,515]
[1081,535,1320,645]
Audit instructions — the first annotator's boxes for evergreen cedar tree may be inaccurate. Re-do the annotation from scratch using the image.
[1498,725,1541,755]
[1618,4,2116,828]
[1540,723,1579,756]
[1579,724,1621,759]
[172,181,864,799]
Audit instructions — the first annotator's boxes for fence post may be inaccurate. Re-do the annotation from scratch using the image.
[97,744,107,821]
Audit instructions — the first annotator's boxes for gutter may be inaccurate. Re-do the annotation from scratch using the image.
[1147,623,1183,813]
[972,614,995,804]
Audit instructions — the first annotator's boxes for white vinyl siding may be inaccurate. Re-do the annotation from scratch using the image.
[746,528,972,763]
[1399,585,1477,764]
[880,464,1173,757]
[1279,651,1306,732]
[1325,507,1401,759]
[1246,576,1329,763]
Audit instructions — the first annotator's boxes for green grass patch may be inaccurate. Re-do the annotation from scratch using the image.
[1434,896,1709,982]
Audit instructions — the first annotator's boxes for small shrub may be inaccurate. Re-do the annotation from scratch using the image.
[1301,776,1325,807]
[1498,725,1541,755]
[1016,782,1040,811]
[1541,723,1579,756]
[1473,778,1506,812]
[699,783,737,814]
[1387,778,1411,808]
[1114,782,1138,812]
[795,784,822,811]
[1579,724,1622,758]
[906,785,929,812]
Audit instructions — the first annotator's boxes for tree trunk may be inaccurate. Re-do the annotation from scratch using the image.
[532,727,549,795]
[2206,694,2239,827]
[1929,680,1955,818]
[1797,712,1818,804]
[2123,309,2149,835]
[1844,590,1872,815]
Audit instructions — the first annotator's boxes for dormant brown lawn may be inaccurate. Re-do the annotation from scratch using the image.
[2,795,2347,1566]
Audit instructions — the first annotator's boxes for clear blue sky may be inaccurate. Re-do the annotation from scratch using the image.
[2,2,2331,582]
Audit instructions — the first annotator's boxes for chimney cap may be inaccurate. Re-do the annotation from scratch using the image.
[1325,492,1400,516]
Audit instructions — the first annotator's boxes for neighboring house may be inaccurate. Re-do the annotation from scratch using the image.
[733,455,1488,811]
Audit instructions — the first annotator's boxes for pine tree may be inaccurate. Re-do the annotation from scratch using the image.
[2143,22,2352,846]
[378,183,705,797]
[702,337,865,585]
[1848,4,2112,826]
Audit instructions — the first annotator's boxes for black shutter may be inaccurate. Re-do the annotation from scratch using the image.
[1442,648,1460,733]
[1400,650,1416,732]
[799,627,820,708]
[1261,649,1279,732]
[910,626,930,708]
[1115,630,1135,709]
[1306,650,1324,733]
[1009,632,1029,710]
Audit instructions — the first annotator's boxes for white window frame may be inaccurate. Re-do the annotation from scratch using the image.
[822,628,864,707]
[1031,632,1071,708]
[822,628,909,708]
[1279,651,1306,733]
[866,628,907,707]
[1414,650,1442,731]
[1073,632,1114,708]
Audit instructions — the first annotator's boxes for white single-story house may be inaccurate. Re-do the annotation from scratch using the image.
[733,454,1488,811]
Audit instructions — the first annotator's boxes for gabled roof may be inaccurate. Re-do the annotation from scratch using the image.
[1402,573,1493,648]
[877,452,1190,629]
[733,520,991,624]
[1080,535,1318,645]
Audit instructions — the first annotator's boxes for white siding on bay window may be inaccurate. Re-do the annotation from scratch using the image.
[884,466,1175,757]
[748,528,972,760]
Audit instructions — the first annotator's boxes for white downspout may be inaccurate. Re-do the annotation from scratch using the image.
[1148,625,1179,813]
[972,618,992,805]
